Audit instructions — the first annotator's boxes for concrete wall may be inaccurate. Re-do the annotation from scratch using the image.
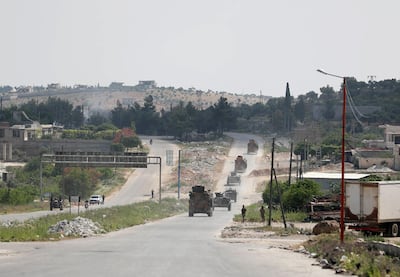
[357,156,394,169]
[0,139,112,161]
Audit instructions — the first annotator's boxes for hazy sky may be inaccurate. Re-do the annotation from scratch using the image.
[1,0,399,97]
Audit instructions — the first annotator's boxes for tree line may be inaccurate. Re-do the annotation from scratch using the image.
[0,77,399,141]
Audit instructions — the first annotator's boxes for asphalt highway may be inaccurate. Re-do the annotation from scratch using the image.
[0,134,335,276]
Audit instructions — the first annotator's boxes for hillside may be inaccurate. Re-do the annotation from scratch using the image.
[2,87,268,115]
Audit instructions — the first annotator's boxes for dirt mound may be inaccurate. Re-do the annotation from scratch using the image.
[249,169,270,177]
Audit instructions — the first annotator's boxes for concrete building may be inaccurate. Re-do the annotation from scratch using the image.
[303,172,370,192]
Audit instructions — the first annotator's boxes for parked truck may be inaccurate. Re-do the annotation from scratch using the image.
[345,181,400,237]
[234,155,247,173]
[247,139,259,154]
[189,185,213,217]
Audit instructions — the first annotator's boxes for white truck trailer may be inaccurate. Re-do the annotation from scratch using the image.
[345,181,400,237]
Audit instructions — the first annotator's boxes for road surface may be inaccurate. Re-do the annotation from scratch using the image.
[0,133,335,276]
[0,136,178,223]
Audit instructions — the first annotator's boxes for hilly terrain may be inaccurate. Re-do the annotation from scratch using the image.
[2,86,269,115]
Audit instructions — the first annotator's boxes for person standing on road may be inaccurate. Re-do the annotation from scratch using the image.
[241,205,247,223]
[259,205,265,223]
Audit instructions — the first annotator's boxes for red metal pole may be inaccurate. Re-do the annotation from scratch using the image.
[340,77,346,243]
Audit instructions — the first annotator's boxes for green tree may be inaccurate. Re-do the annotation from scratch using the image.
[212,97,236,136]
[60,168,96,198]
[165,101,195,140]
[282,179,321,211]
[121,136,141,148]
[71,105,84,128]
[284,82,293,132]
[294,96,306,123]
[88,112,109,126]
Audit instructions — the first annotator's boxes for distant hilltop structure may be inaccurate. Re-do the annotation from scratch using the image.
[109,81,156,91]
[0,80,268,113]
[136,80,156,90]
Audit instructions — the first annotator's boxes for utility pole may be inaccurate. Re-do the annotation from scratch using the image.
[268,137,275,226]
[288,142,293,185]
[177,150,181,199]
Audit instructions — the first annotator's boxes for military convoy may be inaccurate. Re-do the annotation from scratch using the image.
[224,188,237,202]
[227,171,241,186]
[188,185,239,216]
[213,192,231,211]
[189,185,213,217]
[50,196,64,211]
[234,155,247,173]
[247,139,259,154]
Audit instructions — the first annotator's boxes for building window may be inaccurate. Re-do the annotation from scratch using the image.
[0,129,4,138]
[13,130,20,138]
[395,136,400,144]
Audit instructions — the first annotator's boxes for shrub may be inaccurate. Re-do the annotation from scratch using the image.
[282,179,321,211]
[262,179,321,212]
[0,185,38,204]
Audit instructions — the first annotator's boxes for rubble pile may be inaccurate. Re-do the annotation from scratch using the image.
[1,220,19,228]
[177,141,229,191]
[48,216,105,238]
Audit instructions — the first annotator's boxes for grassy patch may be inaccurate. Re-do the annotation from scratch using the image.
[304,233,400,276]
[0,198,188,242]
[0,201,49,214]
[233,203,307,223]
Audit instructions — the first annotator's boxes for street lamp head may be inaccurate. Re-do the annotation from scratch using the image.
[316,69,344,79]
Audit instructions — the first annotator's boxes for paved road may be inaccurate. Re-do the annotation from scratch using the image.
[0,133,335,276]
[0,136,178,223]
[106,136,179,206]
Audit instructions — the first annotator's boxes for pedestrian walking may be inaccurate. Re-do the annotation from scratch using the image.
[151,189,154,199]
[241,204,247,223]
[259,205,265,222]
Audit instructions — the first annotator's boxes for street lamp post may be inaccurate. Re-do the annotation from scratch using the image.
[317,69,346,243]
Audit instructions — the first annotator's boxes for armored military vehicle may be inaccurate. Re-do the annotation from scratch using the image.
[224,188,237,202]
[213,192,231,211]
[234,155,247,173]
[189,185,213,217]
[50,196,64,211]
[247,139,259,154]
[227,171,241,186]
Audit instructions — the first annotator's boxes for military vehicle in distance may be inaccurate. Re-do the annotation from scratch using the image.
[50,196,64,211]
[213,192,231,211]
[247,139,259,154]
[234,155,247,173]
[189,185,213,217]
[227,171,241,186]
[224,188,237,202]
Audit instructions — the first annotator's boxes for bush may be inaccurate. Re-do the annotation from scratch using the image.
[263,179,321,212]
[0,185,38,204]
[121,136,141,148]
[282,179,321,211]
[262,181,289,206]
[110,143,124,152]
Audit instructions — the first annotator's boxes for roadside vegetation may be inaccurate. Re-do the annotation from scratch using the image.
[304,233,400,276]
[233,202,307,223]
[233,202,400,277]
[0,158,130,211]
[0,198,187,242]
